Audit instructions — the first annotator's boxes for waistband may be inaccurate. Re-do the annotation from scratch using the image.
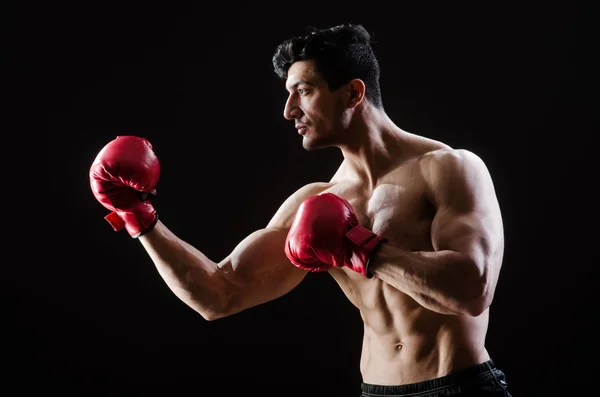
[361,360,500,396]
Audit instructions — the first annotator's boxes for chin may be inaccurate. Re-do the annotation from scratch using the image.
[302,136,333,151]
[302,138,316,151]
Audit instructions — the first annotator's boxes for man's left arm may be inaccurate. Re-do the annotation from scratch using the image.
[369,149,505,316]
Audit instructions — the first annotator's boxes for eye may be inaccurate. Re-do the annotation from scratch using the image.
[297,88,305,95]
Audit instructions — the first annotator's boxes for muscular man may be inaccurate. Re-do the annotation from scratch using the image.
[90,23,512,396]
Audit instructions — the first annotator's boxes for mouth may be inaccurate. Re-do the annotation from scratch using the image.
[296,124,308,135]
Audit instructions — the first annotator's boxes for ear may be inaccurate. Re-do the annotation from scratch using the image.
[347,78,366,108]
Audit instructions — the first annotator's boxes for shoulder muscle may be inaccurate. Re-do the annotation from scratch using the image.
[267,182,333,229]
[422,148,497,213]
[420,148,504,259]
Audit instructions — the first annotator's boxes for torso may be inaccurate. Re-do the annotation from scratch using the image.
[322,144,490,385]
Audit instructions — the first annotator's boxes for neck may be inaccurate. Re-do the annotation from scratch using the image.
[337,105,409,188]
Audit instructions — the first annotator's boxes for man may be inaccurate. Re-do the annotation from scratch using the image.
[90,23,512,396]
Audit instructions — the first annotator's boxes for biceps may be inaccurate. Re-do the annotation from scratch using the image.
[218,228,307,308]
[431,207,503,267]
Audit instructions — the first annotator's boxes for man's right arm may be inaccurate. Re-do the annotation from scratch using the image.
[138,182,332,320]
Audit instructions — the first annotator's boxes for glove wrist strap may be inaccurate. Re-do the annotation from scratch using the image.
[346,225,388,278]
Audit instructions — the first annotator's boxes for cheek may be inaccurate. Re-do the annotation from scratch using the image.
[306,98,334,123]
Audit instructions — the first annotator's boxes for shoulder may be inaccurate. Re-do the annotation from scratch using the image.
[421,147,485,165]
[287,182,334,203]
[420,148,489,181]
[418,148,495,207]
[267,182,333,228]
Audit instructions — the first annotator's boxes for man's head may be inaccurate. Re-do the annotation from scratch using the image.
[272,23,383,150]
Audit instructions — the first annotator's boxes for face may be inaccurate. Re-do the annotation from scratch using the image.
[283,60,350,150]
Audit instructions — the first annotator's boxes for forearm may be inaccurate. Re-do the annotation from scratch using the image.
[138,221,232,320]
[369,244,488,316]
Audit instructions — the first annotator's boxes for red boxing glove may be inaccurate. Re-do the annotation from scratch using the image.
[89,136,160,238]
[284,193,387,277]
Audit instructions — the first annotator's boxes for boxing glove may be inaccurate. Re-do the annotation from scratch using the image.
[89,135,160,238]
[284,193,387,277]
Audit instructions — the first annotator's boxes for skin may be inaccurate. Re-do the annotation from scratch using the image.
[138,59,505,385]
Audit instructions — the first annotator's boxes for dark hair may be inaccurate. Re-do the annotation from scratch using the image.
[272,23,383,109]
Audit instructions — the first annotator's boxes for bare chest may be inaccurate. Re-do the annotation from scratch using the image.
[326,173,434,250]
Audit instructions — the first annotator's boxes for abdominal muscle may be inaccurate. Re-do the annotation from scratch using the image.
[330,269,491,386]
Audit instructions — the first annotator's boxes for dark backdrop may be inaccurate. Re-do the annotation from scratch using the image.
[17,1,590,396]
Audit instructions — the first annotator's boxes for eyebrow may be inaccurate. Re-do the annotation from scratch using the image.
[286,80,315,92]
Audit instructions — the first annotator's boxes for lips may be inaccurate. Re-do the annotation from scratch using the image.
[296,124,308,135]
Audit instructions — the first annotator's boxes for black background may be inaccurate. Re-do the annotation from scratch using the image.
[16,0,592,396]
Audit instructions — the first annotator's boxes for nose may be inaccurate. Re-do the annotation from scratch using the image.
[283,95,302,120]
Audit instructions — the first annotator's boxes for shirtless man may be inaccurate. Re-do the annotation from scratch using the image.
[89,23,512,396]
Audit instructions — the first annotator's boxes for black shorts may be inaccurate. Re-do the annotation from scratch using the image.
[360,360,511,396]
